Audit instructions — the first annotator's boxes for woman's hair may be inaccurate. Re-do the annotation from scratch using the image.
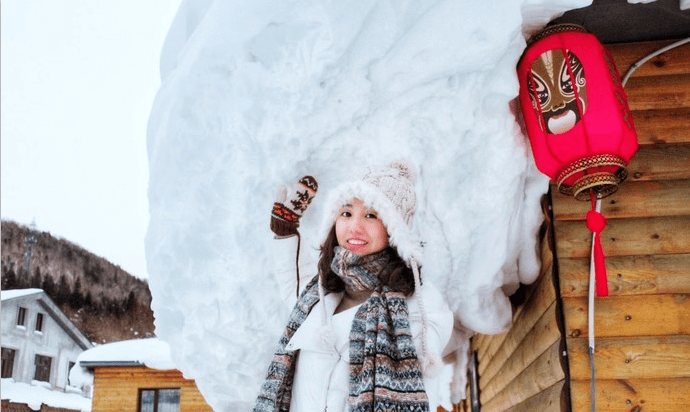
[318,226,416,296]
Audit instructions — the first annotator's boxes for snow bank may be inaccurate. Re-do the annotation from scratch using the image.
[146,0,591,410]
[1,379,91,412]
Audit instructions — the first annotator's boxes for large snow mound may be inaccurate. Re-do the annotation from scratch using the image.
[146,0,591,410]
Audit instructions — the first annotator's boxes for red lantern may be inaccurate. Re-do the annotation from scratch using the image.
[517,24,639,296]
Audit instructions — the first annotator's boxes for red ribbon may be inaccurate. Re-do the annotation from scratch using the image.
[586,207,609,297]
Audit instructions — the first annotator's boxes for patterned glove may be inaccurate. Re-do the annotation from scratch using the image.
[270,175,318,238]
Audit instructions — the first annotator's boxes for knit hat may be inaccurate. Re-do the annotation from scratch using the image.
[317,161,438,375]
[318,160,422,265]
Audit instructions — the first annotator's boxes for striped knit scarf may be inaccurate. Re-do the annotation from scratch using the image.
[253,250,429,412]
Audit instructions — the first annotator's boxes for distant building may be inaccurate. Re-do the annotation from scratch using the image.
[1,289,92,392]
[73,338,213,412]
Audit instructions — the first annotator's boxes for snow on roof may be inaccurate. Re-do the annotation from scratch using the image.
[77,338,175,369]
[1,378,91,412]
[70,338,177,389]
[1,288,44,301]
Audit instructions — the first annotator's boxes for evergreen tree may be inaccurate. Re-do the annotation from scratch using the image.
[57,274,71,305]
[30,267,42,288]
[41,275,56,297]
[2,264,17,289]
[16,267,30,289]
[125,290,137,312]
[70,277,84,309]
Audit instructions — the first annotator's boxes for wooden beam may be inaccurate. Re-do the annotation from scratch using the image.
[501,381,564,412]
[570,378,690,412]
[552,179,690,221]
[480,341,565,411]
[554,215,690,258]
[608,40,690,79]
[558,254,690,297]
[480,303,561,400]
[625,74,690,111]
[562,294,690,338]
[627,143,690,181]
[478,267,557,377]
[567,335,690,380]
[632,108,690,146]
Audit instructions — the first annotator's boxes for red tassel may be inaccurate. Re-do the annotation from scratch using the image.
[586,209,609,297]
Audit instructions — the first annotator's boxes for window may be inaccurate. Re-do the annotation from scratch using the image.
[35,313,44,332]
[34,354,52,382]
[139,388,180,412]
[67,361,75,385]
[17,307,27,326]
[1,348,16,378]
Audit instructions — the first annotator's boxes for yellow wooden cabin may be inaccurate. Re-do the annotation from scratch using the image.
[77,339,213,412]
[83,365,212,412]
[455,38,690,412]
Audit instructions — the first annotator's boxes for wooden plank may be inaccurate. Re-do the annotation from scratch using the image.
[501,380,564,412]
[559,254,690,297]
[480,341,565,411]
[480,303,561,400]
[477,329,510,368]
[552,179,690,221]
[475,269,544,366]
[478,267,557,377]
[567,335,690,380]
[632,108,690,146]
[627,143,690,181]
[554,215,690,258]
[570,378,690,412]
[608,40,690,79]
[562,294,690,338]
[625,74,690,111]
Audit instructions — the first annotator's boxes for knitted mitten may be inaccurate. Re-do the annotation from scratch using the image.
[270,176,318,238]
[270,175,318,298]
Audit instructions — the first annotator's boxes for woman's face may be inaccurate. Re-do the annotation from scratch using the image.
[335,198,389,256]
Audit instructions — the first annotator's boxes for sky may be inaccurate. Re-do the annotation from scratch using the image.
[1,1,181,280]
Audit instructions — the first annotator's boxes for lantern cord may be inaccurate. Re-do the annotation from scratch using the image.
[621,37,690,87]
[588,195,602,412]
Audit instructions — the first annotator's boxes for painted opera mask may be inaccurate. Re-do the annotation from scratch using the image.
[527,49,587,135]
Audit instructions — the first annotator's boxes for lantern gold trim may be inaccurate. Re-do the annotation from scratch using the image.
[526,23,588,47]
[556,154,628,200]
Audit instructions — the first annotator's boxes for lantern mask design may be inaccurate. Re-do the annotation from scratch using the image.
[517,24,637,201]
[518,24,639,297]
[528,50,587,135]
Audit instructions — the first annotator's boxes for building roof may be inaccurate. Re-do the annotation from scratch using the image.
[1,288,92,350]
[1,288,44,301]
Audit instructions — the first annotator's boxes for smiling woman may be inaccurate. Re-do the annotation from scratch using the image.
[335,199,389,257]
[254,161,454,412]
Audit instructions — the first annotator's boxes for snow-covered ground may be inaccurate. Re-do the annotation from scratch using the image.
[145,0,592,410]
[1,379,91,412]
[1,338,175,412]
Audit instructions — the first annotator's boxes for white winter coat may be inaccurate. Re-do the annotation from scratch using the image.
[286,282,453,412]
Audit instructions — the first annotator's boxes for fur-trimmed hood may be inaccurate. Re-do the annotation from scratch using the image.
[318,179,423,266]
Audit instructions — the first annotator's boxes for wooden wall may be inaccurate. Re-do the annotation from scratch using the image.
[91,366,213,412]
[462,197,564,412]
[553,39,690,412]
[462,39,690,412]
